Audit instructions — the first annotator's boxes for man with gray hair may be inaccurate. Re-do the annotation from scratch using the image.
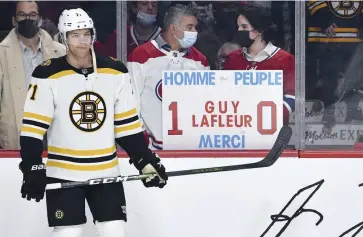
[128,4,209,149]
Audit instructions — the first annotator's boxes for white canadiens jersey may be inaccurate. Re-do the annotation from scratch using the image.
[20,56,143,181]
[127,37,210,149]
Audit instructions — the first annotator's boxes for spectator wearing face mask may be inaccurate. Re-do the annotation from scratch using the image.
[127,4,209,149]
[94,1,161,58]
[0,0,65,149]
[223,3,295,125]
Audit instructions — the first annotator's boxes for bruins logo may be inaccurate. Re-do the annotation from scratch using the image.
[69,91,106,132]
[328,1,363,18]
[55,210,64,219]
[41,59,51,67]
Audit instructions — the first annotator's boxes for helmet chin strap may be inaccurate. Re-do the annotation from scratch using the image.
[91,44,98,79]
[90,30,98,79]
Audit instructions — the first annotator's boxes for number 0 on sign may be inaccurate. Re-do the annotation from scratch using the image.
[162,70,284,150]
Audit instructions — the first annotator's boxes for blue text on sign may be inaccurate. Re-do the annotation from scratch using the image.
[163,71,216,86]
[234,71,282,86]
[198,134,245,149]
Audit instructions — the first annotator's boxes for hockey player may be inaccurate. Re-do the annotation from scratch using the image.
[223,3,295,125]
[306,1,363,132]
[128,4,209,149]
[18,8,168,237]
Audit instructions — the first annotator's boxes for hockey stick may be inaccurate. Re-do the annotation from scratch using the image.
[46,125,292,190]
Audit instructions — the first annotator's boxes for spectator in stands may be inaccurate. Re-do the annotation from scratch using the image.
[213,1,246,43]
[306,1,363,133]
[0,0,65,149]
[94,0,161,58]
[215,42,241,69]
[127,4,209,149]
[223,3,295,125]
[192,1,221,69]
[40,18,58,39]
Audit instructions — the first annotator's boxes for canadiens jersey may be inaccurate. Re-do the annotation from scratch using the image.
[20,55,143,181]
[307,1,363,43]
[127,35,209,149]
[223,43,295,125]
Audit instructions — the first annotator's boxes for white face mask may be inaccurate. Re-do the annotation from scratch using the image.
[136,11,156,25]
[175,27,198,48]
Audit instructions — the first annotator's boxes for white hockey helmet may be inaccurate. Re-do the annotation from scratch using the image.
[58,8,96,44]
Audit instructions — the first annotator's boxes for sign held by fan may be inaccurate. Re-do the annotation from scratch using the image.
[161,70,284,150]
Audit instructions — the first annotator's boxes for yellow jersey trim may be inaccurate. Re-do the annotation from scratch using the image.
[21,126,46,136]
[115,121,142,133]
[308,27,359,33]
[98,68,123,75]
[311,2,327,15]
[48,145,117,157]
[115,108,138,120]
[49,70,76,79]
[23,112,52,124]
[308,38,362,43]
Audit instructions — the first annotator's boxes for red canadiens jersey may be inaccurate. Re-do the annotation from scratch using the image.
[223,43,295,125]
[94,25,161,58]
[127,36,209,149]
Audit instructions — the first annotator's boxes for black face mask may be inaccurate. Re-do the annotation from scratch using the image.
[236,30,255,48]
[17,19,39,39]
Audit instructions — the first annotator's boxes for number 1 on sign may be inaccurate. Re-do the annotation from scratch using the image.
[168,102,183,135]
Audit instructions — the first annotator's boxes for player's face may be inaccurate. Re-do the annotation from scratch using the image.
[67,29,92,58]
[136,1,157,15]
[237,15,260,40]
[174,15,197,39]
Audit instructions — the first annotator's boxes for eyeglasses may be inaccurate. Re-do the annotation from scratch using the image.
[17,12,39,21]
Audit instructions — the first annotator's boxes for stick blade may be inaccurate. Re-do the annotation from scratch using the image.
[262,125,293,166]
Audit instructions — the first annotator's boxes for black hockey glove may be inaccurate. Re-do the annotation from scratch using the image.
[19,161,47,202]
[131,152,168,188]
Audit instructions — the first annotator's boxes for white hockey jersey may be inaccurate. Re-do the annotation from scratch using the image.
[20,56,143,181]
[127,35,210,149]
